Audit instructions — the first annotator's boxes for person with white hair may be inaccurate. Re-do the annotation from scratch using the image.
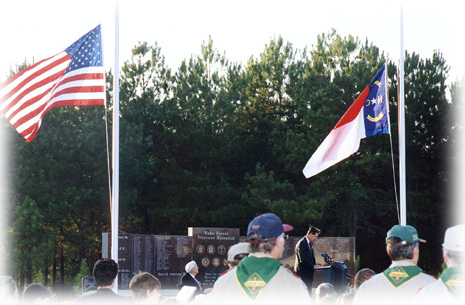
[415,224,465,303]
[0,276,19,305]
[179,261,203,296]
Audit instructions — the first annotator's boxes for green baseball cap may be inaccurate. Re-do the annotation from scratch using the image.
[386,225,426,245]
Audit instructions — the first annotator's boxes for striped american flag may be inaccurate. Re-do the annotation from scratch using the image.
[0,24,105,142]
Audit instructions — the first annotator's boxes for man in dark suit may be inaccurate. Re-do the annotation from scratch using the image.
[76,259,129,304]
[179,261,203,296]
[294,225,321,292]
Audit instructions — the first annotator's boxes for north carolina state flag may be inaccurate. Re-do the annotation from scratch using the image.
[303,64,390,178]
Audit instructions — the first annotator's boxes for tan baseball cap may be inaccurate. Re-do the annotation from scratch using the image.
[443,225,465,252]
[227,242,249,263]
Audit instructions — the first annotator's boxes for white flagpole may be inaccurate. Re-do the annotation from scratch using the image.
[399,0,407,225]
[111,0,120,292]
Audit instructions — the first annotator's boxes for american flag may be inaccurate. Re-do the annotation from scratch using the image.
[0,24,105,142]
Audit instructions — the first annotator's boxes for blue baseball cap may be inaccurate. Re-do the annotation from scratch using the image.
[247,213,293,240]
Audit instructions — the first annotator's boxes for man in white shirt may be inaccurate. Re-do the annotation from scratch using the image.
[205,213,311,305]
[353,225,436,305]
[415,224,465,304]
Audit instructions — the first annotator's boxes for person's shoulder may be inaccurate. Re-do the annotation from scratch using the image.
[75,291,101,305]
[278,266,303,280]
[181,273,192,282]
[296,236,306,246]
[416,280,438,295]
[420,272,437,279]
[357,272,382,289]
[77,291,97,300]
[215,267,236,283]
[211,268,237,290]
[418,271,438,283]
[219,267,235,277]
[415,280,452,303]
[365,273,381,281]
[77,289,129,302]
[275,266,311,297]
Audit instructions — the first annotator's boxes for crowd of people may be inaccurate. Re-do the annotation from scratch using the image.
[1,213,464,305]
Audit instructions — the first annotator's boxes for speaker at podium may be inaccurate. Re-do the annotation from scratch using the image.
[313,253,351,292]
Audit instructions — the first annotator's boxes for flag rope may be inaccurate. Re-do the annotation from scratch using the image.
[389,62,401,224]
[389,121,401,225]
[105,97,112,220]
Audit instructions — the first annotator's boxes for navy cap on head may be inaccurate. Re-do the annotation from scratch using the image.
[247,213,293,240]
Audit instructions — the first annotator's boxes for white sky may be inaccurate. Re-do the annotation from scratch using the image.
[0,0,464,84]
[0,0,464,234]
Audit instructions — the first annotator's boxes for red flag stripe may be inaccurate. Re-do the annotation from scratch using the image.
[1,25,105,142]
[13,85,105,132]
[20,97,104,143]
[10,70,104,128]
[334,86,370,129]
[1,60,70,118]
[50,99,105,108]
[5,70,66,119]
[0,54,60,90]
[47,71,104,103]
[14,85,105,132]
[60,73,104,82]
[12,95,52,130]
[49,74,105,97]
[50,86,105,99]
[0,53,69,105]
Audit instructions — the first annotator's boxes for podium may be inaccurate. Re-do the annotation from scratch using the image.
[313,262,350,292]
[82,276,97,293]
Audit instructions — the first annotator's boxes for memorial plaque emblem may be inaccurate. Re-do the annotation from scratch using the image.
[218,245,226,255]
[207,245,215,255]
[188,227,240,288]
[201,257,210,267]
[196,245,205,255]
[212,257,220,267]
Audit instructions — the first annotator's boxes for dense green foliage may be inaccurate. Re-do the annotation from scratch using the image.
[1,30,461,293]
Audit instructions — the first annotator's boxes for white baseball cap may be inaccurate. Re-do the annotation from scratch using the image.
[227,242,249,263]
[443,224,465,252]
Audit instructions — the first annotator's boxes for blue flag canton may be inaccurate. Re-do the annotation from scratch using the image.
[65,25,102,73]
[363,64,389,137]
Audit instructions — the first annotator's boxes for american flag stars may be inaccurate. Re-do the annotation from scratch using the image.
[0,24,105,142]
[66,27,102,73]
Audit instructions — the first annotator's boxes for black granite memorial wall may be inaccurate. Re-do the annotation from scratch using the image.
[102,233,355,290]
[188,227,240,288]
[154,235,192,288]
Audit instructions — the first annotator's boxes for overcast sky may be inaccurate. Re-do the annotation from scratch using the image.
[0,0,464,84]
[1,0,464,224]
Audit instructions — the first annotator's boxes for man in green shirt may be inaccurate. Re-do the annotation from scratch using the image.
[415,224,465,303]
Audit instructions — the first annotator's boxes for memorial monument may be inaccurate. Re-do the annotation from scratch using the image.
[102,231,355,290]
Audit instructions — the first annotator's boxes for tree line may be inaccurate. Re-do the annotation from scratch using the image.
[1,29,462,293]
